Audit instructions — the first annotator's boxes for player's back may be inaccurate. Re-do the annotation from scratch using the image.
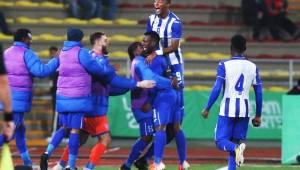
[220,57,258,117]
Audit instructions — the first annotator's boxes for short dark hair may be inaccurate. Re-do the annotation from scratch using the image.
[90,32,105,45]
[231,34,246,53]
[128,42,140,61]
[14,28,32,41]
[298,78,300,86]
[49,46,58,52]
[144,31,160,48]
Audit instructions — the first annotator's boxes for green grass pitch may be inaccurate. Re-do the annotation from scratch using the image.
[91,164,300,170]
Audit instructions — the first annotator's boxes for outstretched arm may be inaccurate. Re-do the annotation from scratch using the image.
[24,50,59,78]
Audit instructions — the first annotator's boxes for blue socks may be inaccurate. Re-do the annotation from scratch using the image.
[46,127,66,156]
[69,133,80,169]
[86,161,95,170]
[125,139,148,167]
[20,151,32,166]
[216,140,238,152]
[228,152,236,170]
[154,131,166,164]
[175,130,186,164]
[15,124,32,166]
[145,144,154,160]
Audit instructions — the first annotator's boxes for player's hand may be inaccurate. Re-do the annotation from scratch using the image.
[171,76,179,90]
[137,80,156,88]
[141,103,152,113]
[145,52,157,64]
[3,121,15,141]
[252,116,261,127]
[112,64,121,71]
[201,109,209,119]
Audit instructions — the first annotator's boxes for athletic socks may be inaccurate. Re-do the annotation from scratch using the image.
[20,151,32,166]
[69,133,80,169]
[15,125,32,166]
[125,139,148,167]
[175,130,187,164]
[145,144,154,160]
[228,151,236,170]
[46,127,66,156]
[154,131,166,164]
[85,142,106,169]
[216,140,238,152]
[58,146,69,167]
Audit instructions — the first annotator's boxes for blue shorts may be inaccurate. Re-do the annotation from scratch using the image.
[215,115,249,142]
[139,118,154,137]
[59,112,84,130]
[153,89,176,127]
[170,90,184,123]
[13,112,25,128]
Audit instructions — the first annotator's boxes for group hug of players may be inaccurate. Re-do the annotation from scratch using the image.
[1,0,263,170]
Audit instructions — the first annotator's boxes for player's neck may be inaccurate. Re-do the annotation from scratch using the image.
[93,47,103,55]
[232,53,244,57]
[159,10,170,18]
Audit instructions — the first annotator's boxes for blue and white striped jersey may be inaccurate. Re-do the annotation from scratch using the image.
[217,56,262,117]
[146,11,184,88]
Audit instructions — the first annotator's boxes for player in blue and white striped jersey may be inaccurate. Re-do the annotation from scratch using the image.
[202,35,263,170]
[142,1,189,170]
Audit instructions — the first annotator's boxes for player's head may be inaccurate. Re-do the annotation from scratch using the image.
[14,28,32,46]
[90,32,109,55]
[128,41,143,61]
[67,28,84,42]
[142,31,160,56]
[154,0,171,17]
[230,34,246,55]
[49,46,58,58]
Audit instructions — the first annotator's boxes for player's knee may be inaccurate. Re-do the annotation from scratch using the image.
[100,133,112,145]
[173,123,181,133]
[141,136,153,143]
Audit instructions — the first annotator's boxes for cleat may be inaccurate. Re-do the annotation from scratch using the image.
[179,161,190,170]
[119,163,131,170]
[40,153,49,170]
[134,156,148,170]
[64,166,78,170]
[149,162,165,170]
[52,163,65,170]
[235,143,246,167]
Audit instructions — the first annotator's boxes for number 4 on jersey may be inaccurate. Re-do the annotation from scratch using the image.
[235,74,244,95]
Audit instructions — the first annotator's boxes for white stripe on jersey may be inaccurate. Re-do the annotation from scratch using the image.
[149,13,183,65]
[219,59,257,117]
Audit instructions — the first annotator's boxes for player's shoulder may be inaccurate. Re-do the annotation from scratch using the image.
[170,12,181,22]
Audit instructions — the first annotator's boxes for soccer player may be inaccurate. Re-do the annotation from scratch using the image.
[40,29,155,170]
[51,32,150,170]
[3,28,59,167]
[120,31,176,170]
[201,35,263,170]
[0,44,14,146]
[137,0,189,169]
